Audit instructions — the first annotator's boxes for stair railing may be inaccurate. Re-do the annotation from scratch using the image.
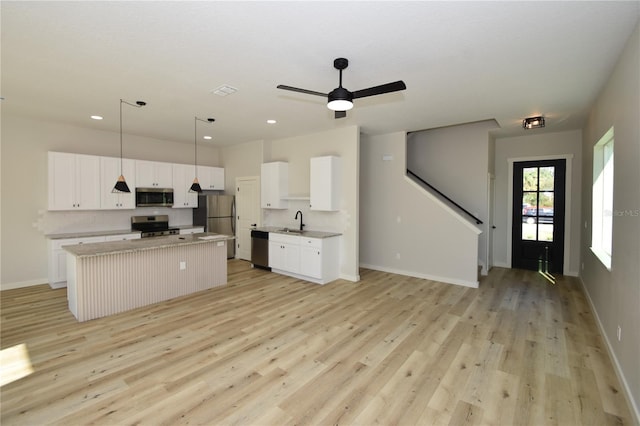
[406,169,483,225]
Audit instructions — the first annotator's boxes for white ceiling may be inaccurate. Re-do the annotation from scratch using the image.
[2,1,639,146]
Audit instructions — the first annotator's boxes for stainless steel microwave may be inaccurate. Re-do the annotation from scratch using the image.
[135,188,174,207]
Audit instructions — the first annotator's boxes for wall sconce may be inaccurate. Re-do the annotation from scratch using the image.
[522,116,545,129]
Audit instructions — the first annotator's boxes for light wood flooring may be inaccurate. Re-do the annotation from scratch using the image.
[1,261,633,425]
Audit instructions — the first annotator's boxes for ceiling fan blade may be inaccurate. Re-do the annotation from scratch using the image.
[335,110,347,119]
[352,80,406,99]
[277,85,327,97]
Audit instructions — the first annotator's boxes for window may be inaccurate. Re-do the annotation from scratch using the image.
[591,127,614,269]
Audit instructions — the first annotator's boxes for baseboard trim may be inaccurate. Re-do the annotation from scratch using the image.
[1,278,48,291]
[578,276,640,425]
[339,273,360,282]
[359,263,479,288]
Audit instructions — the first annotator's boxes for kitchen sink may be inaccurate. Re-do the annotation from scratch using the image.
[278,228,304,234]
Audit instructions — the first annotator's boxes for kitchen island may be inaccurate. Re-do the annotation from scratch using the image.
[64,233,234,322]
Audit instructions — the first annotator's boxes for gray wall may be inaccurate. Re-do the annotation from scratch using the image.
[360,131,481,287]
[407,120,499,273]
[581,22,639,419]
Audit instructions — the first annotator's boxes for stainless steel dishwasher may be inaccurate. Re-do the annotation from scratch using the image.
[250,230,270,270]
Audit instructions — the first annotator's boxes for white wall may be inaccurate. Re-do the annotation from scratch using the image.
[264,126,360,281]
[220,139,264,194]
[407,120,499,273]
[1,114,220,289]
[493,130,583,275]
[360,131,480,287]
[581,22,639,421]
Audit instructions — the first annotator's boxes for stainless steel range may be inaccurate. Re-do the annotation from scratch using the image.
[131,215,179,238]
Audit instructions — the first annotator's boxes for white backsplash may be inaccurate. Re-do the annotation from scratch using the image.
[35,207,194,235]
[263,200,349,233]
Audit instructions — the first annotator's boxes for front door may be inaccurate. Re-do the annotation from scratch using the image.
[512,159,566,273]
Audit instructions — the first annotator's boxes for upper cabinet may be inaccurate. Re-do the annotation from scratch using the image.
[48,152,225,211]
[48,152,101,211]
[100,156,136,209]
[197,165,225,191]
[310,156,341,211]
[261,162,288,209]
[172,163,199,208]
[135,160,173,188]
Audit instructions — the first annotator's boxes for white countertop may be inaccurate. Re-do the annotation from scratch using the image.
[46,225,204,240]
[253,226,341,239]
[63,233,234,257]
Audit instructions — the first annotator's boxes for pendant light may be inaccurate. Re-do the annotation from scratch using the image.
[190,116,215,193]
[113,99,146,193]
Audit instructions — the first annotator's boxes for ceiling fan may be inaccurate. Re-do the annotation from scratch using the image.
[277,58,406,119]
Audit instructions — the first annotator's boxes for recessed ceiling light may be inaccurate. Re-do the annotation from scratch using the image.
[203,136,212,140]
[90,115,103,120]
[267,119,277,124]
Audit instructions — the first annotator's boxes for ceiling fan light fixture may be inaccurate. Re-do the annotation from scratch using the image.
[327,87,353,111]
[523,116,545,129]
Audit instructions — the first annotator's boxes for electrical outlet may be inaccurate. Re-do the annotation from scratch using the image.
[396,253,401,260]
[179,261,186,270]
[617,325,622,341]
[581,262,584,271]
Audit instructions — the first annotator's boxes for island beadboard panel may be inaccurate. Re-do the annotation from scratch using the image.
[68,241,227,321]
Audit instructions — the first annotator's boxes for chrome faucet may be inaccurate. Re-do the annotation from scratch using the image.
[295,210,305,231]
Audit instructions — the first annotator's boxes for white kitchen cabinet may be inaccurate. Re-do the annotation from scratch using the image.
[172,163,199,208]
[261,162,288,209]
[310,156,341,211]
[48,236,106,288]
[48,152,101,211]
[300,238,323,279]
[179,227,204,235]
[269,233,339,284]
[197,166,225,190]
[300,236,340,281]
[135,160,173,188]
[100,156,136,209]
[269,233,301,273]
[104,233,141,241]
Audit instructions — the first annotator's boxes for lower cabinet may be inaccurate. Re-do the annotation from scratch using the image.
[179,227,204,235]
[268,233,339,284]
[48,233,141,288]
[48,236,107,288]
[104,233,141,242]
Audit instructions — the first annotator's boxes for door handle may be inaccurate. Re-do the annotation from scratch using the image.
[251,223,257,227]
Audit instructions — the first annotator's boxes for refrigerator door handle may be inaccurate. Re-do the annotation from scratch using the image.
[231,199,236,235]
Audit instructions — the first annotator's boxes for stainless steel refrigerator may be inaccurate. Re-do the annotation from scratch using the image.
[193,194,235,258]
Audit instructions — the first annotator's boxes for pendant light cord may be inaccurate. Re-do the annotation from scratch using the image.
[194,116,198,177]
[119,99,124,175]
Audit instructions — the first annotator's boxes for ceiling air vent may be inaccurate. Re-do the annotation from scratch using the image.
[211,85,238,97]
